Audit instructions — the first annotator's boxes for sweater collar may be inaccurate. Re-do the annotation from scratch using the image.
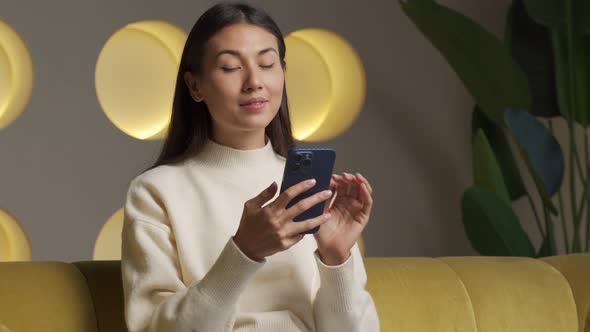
[194,137,277,168]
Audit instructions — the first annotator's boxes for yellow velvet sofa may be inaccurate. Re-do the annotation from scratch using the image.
[0,254,588,332]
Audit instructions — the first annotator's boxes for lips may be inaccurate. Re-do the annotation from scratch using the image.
[240,97,267,106]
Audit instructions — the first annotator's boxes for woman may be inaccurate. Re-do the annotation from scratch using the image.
[121,2,380,331]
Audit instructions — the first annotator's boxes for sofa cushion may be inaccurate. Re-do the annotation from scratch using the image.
[364,257,478,331]
[441,256,578,331]
[0,261,98,332]
[364,256,579,332]
[542,254,590,332]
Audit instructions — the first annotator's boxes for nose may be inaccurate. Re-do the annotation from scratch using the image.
[242,66,263,92]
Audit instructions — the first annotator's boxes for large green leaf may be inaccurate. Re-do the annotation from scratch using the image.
[461,186,535,257]
[399,0,531,127]
[572,36,590,126]
[578,2,590,33]
[523,0,590,33]
[523,0,590,126]
[473,129,511,204]
[506,0,560,118]
[472,106,526,200]
[503,109,564,214]
[551,29,574,120]
[521,0,564,29]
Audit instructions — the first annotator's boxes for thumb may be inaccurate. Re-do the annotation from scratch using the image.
[250,181,278,208]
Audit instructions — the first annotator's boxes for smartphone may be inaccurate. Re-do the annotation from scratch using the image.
[279,147,336,234]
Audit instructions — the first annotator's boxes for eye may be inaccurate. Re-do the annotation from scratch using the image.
[260,63,275,69]
[222,67,240,72]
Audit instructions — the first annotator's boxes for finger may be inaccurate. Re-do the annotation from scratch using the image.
[248,182,278,209]
[329,178,339,194]
[351,182,362,200]
[359,182,373,217]
[333,174,351,197]
[272,178,317,210]
[284,189,333,221]
[356,173,373,194]
[277,230,306,250]
[324,179,339,213]
[332,175,346,186]
[328,189,338,209]
[332,174,344,182]
[330,178,346,196]
[286,212,332,237]
[343,172,359,198]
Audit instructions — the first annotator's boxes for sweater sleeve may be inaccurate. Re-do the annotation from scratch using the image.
[121,179,266,332]
[312,242,380,332]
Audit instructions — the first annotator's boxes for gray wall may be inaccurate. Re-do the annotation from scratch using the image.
[0,0,513,262]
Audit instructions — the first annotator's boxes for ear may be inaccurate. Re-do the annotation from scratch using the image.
[183,71,203,102]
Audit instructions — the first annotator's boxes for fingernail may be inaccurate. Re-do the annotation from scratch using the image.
[323,190,332,197]
[307,179,316,186]
[324,213,332,219]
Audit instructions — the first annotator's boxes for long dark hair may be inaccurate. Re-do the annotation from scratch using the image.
[146,2,294,171]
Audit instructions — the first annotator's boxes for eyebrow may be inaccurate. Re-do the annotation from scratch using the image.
[215,47,278,59]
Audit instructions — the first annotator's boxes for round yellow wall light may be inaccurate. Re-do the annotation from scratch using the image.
[0,209,31,261]
[285,29,366,142]
[93,207,124,260]
[95,21,187,140]
[0,20,34,130]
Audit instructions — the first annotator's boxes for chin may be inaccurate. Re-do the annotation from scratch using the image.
[239,113,276,127]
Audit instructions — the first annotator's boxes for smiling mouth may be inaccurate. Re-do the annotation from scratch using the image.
[240,98,268,105]
[240,100,267,111]
[241,101,266,106]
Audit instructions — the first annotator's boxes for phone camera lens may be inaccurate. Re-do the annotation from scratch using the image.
[294,154,303,162]
[302,159,312,168]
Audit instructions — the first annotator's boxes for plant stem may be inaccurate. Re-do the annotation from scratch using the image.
[566,0,582,252]
[567,102,580,252]
[543,204,557,256]
[574,130,590,225]
[549,120,570,253]
[586,129,590,252]
[527,193,546,239]
[558,188,570,254]
[573,143,587,185]
[574,175,590,221]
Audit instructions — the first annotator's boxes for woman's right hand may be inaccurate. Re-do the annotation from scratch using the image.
[233,179,333,262]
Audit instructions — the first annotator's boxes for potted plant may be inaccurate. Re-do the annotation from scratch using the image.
[400,0,590,256]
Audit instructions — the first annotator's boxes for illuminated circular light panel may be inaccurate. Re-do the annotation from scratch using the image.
[95,21,187,140]
[0,209,31,261]
[93,207,124,260]
[0,20,34,130]
[285,29,366,142]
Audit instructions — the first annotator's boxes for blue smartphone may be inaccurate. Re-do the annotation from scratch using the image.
[279,147,336,234]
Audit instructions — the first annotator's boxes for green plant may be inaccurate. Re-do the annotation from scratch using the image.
[400,0,590,256]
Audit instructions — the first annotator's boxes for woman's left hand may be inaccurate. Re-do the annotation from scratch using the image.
[313,172,373,265]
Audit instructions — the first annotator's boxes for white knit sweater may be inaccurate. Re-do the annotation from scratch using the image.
[121,138,380,332]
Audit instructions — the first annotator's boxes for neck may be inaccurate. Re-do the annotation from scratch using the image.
[211,128,267,150]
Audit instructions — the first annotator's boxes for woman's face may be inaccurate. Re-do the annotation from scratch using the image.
[185,23,285,137]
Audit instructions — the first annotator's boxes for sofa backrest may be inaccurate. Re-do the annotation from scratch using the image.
[73,261,127,332]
